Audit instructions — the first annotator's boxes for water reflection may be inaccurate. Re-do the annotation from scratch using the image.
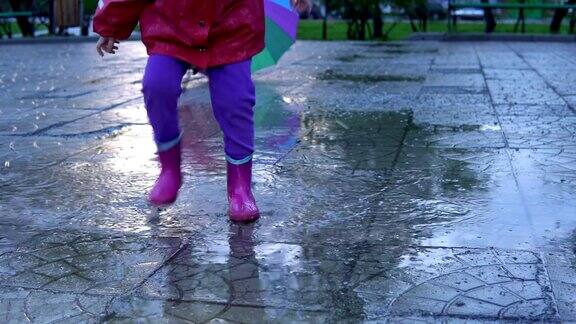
[255,99,302,154]
[107,223,268,321]
[179,104,222,175]
[226,223,266,319]
[2,76,573,320]
[0,101,499,319]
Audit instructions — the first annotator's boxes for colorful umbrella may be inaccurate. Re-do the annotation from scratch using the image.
[251,0,300,72]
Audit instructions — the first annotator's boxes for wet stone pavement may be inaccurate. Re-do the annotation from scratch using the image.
[0,40,576,322]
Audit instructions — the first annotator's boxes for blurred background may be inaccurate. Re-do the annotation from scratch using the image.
[1,0,576,41]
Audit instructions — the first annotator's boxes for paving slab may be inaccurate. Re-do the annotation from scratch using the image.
[0,40,575,322]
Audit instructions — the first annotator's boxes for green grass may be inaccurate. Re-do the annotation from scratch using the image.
[0,22,21,37]
[1,22,47,37]
[297,20,349,40]
[297,19,575,41]
[2,17,570,40]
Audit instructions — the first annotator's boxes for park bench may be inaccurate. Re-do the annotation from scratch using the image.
[448,0,576,33]
[0,11,39,38]
[0,0,52,38]
[0,0,97,38]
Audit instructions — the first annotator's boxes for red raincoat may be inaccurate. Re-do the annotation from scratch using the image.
[93,0,265,68]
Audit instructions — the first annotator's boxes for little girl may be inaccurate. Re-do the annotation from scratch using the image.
[94,0,309,222]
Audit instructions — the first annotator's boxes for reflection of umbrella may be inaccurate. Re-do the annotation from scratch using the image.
[179,105,222,173]
[251,0,299,72]
[253,88,302,152]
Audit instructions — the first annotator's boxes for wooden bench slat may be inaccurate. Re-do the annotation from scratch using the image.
[0,12,34,19]
[448,0,576,35]
[451,3,576,9]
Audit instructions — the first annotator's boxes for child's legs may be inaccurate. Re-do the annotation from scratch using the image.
[207,60,255,164]
[142,55,189,151]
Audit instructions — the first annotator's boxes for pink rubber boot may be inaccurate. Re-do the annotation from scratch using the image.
[149,143,182,206]
[227,160,260,222]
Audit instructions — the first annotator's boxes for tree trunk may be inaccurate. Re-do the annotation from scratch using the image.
[359,20,366,40]
[373,4,383,38]
[323,0,329,39]
[481,0,497,33]
[347,20,356,39]
[416,6,428,32]
[345,1,358,39]
[359,6,369,40]
[550,0,576,33]
[408,14,419,32]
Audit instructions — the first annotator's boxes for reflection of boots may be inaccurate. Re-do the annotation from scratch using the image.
[227,160,260,222]
[149,144,182,206]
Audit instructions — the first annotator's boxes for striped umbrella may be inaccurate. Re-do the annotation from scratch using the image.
[251,0,300,72]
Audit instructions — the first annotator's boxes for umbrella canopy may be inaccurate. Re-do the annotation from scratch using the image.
[270,0,292,9]
[251,0,300,72]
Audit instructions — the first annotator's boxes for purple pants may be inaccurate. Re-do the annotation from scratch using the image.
[142,55,255,164]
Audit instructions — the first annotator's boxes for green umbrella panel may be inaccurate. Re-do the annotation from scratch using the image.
[251,17,296,72]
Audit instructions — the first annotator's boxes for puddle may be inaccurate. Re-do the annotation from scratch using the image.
[359,43,439,54]
[376,48,439,54]
[336,54,367,62]
[317,69,424,83]
[361,43,407,48]
[1,40,576,322]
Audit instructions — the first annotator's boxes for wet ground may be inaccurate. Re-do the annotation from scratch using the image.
[0,40,576,322]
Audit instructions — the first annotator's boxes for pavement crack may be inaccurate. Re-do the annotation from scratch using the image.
[24,96,142,136]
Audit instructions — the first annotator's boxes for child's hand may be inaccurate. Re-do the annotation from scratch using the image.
[291,0,312,15]
[96,36,119,57]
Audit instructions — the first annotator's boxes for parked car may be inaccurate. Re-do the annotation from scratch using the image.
[454,8,484,20]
